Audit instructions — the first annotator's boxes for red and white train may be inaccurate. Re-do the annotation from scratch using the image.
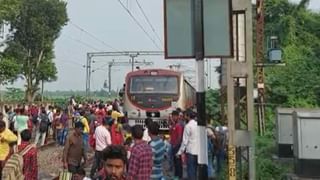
[120,68,196,130]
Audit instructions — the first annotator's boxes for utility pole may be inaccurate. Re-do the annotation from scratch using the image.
[85,51,162,99]
[86,53,92,98]
[108,64,112,93]
[227,0,255,179]
[130,53,139,71]
[256,0,266,136]
[193,0,208,179]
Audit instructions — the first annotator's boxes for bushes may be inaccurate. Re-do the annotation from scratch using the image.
[255,107,292,179]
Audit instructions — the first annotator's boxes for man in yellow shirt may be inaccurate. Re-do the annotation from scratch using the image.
[0,120,18,177]
[79,111,90,152]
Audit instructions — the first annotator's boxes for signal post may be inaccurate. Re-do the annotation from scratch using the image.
[226,0,255,179]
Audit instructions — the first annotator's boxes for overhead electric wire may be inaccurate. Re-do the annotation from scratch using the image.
[63,34,102,51]
[91,62,111,72]
[69,21,124,52]
[55,58,85,67]
[58,50,86,67]
[116,0,162,50]
[135,0,163,45]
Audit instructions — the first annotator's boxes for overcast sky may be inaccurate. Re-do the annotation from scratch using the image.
[47,0,201,91]
[4,0,320,91]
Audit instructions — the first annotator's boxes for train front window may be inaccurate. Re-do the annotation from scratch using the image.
[130,76,178,94]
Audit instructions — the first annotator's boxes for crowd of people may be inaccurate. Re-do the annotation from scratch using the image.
[0,98,228,180]
[0,103,56,180]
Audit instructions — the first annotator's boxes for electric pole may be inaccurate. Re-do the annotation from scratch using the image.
[226,0,255,179]
[193,0,208,178]
[130,54,139,71]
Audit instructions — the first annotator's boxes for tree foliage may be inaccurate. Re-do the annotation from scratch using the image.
[4,87,24,101]
[205,89,221,123]
[0,0,21,21]
[0,57,20,84]
[264,0,320,107]
[256,0,320,178]
[2,0,68,102]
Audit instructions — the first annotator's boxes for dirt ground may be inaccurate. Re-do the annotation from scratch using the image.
[38,144,64,179]
[38,143,95,180]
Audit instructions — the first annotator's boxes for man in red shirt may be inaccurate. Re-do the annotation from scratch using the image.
[127,125,153,180]
[18,129,38,180]
[169,110,184,179]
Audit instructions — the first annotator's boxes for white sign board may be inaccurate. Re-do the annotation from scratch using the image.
[164,0,233,59]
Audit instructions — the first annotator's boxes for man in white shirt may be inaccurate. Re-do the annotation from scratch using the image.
[90,117,112,178]
[142,117,152,142]
[47,106,54,137]
[176,110,199,180]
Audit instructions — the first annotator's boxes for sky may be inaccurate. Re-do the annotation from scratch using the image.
[49,0,207,91]
[3,0,320,92]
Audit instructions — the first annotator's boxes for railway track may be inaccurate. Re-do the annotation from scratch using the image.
[37,139,95,180]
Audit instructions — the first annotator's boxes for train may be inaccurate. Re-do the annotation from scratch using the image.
[119,68,196,130]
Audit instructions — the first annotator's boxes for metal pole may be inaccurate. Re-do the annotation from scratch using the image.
[86,54,92,99]
[245,0,256,178]
[227,57,236,180]
[206,59,209,89]
[130,55,135,71]
[108,63,112,93]
[194,0,208,179]
[208,60,211,88]
[86,53,90,98]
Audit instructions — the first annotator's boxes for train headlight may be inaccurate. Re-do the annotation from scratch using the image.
[150,71,158,75]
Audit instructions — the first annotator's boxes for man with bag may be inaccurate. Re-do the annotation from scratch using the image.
[17,129,38,180]
[63,121,87,174]
[34,107,49,146]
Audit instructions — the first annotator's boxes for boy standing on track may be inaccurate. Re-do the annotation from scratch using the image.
[63,121,87,173]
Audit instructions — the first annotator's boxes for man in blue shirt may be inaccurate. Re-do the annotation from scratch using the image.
[149,121,166,180]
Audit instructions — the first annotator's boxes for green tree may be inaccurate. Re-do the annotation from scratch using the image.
[4,87,24,101]
[0,58,20,85]
[205,89,221,122]
[2,0,68,102]
[0,58,20,101]
[264,0,320,107]
[254,0,320,178]
[0,0,21,21]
